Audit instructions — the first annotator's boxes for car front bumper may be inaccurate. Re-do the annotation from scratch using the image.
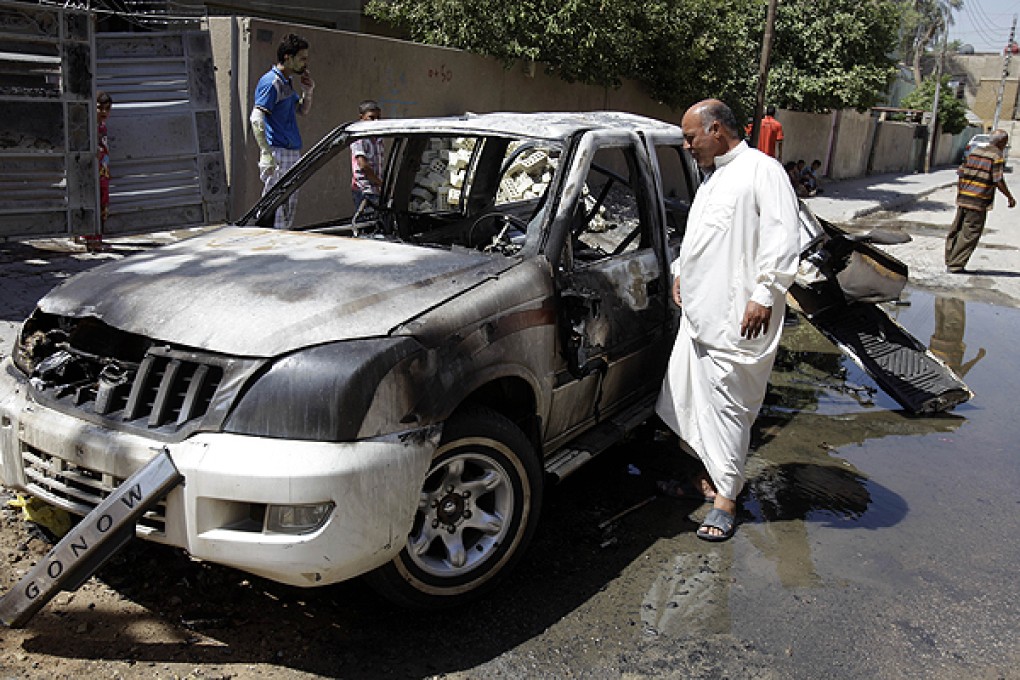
[0,359,438,587]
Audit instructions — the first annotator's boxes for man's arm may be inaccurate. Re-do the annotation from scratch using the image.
[355,155,383,190]
[298,71,315,115]
[745,159,801,336]
[250,107,275,176]
[996,179,1016,208]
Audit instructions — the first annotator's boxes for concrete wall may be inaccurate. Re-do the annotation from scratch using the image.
[779,109,831,168]
[870,120,917,174]
[208,17,681,221]
[972,79,1020,124]
[946,53,1020,130]
[935,130,963,165]
[828,110,873,179]
[204,16,976,221]
[775,107,972,179]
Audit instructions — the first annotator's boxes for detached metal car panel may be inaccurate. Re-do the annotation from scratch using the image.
[0,111,970,613]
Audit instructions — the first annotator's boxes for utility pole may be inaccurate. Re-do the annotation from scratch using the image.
[925,7,950,173]
[993,16,1018,130]
[750,0,778,148]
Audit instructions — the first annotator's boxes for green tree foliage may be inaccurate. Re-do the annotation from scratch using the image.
[896,0,963,86]
[367,0,900,113]
[627,0,761,112]
[366,0,761,109]
[900,74,969,134]
[769,0,901,111]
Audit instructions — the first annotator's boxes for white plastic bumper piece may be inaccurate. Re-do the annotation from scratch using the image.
[0,359,439,588]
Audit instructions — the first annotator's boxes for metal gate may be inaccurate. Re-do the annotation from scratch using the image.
[96,30,227,234]
[0,10,227,241]
[0,1,96,240]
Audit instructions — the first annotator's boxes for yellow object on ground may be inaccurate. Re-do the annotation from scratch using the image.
[7,494,72,538]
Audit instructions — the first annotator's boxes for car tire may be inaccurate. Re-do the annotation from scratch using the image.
[365,405,543,608]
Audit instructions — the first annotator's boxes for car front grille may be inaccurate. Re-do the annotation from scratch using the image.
[33,346,227,436]
[17,312,258,440]
[22,446,167,535]
[91,350,225,428]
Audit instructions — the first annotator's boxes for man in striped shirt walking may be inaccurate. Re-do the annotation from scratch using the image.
[946,129,1016,273]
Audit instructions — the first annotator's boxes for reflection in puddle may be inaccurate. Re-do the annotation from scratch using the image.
[766,320,881,414]
[631,292,1020,672]
[732,315,966,591]
[642,297,976,636]
[748,462,870,522]
[929,295,985,377]
[752,324,964,516]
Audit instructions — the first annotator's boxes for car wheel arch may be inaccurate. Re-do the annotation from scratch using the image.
[422,367,547,449]
[458,374,542,452]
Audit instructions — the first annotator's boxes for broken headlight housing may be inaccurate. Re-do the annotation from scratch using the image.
[11,312,66,376]
[223,337,426,442]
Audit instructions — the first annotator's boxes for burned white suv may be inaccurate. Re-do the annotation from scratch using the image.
[1,113,702,609]
[0,112,968,616]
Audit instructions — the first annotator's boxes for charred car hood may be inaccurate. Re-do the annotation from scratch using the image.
[39,227,508,357]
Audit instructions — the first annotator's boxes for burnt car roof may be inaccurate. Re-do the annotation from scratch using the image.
[341,111,683,141]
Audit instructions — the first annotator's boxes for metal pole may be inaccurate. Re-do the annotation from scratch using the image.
[993,17,1017,130]
[925,7,950,173]
[750,0,778,149]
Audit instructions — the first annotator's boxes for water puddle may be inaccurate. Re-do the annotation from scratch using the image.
[748,287,1009,526]
[712,290,1018,670]
[631,289,1020,673]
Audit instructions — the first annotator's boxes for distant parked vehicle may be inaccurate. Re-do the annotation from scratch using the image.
[963,133,991,161]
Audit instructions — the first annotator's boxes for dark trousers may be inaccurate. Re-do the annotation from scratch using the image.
[352,190,379,215]
[945,206,988,270]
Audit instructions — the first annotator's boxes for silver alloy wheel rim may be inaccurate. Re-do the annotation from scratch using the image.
[408,450,515,578]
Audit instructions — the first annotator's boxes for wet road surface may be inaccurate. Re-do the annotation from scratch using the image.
[430,288,1020,679]
[2,240,1019,678]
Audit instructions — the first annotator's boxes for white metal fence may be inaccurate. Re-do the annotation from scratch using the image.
[0,1,96,240]
[96,30,227,234]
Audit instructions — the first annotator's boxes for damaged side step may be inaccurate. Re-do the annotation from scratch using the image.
[811,302,972,414]
[546,393,656,481]
[0,451,182,628]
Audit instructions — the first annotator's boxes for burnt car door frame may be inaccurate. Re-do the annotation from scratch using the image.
[546,130,676,428]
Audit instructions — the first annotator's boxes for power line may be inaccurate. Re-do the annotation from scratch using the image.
[959,0,1020,49]
[959,0,1002,45]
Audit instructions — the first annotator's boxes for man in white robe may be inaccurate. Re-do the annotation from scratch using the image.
[656,99,800,541]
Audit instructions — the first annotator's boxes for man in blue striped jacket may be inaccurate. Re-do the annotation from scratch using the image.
[946,129,1016,273]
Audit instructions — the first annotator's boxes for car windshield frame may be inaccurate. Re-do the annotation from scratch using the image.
[237,124,568,259]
